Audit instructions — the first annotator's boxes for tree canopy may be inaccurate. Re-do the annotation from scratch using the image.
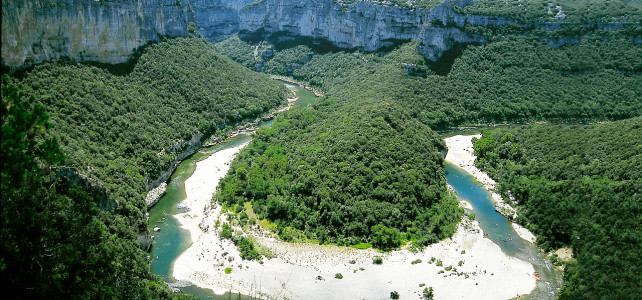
[473,119,642,299]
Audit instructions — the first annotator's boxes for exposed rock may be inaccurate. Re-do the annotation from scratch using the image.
[3,0,638,69]
[52,166,116,211]
[1,0,192,69]
[145,182,167,208]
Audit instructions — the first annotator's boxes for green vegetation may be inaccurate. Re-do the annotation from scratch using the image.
[473,118,642,299]
[462,0,642,23]
[0,77,194,299]
[373,257,383,265]
[220,224,262,261]
[217,99,463,248]
[292,37,640,129]
[423,286,434,299]
[10,36,286,233]
[262,45,314,76]
[390,290,399,299]
[213,35,257,69]
[411,259,422,265]
[335,273,343,279]
[225,267,233,274]
[2,37,286,298]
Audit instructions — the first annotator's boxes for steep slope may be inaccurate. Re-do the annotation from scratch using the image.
[2,37,287,297]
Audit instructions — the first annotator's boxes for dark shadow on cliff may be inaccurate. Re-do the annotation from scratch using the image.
[428,43,478,76]
[2,39,165,78]
[239,29,356,53]
[240,30,411,55]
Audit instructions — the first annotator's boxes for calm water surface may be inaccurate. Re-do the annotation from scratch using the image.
[149,83,561,299]
[149,82,316,299]
[445,162,563,299]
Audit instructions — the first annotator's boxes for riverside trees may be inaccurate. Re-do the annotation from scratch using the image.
[472,119,642,299]
[2,37,286,298]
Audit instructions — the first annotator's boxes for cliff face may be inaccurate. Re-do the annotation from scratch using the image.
[238,0,638,60]
[1,0,193,68]
[190,0,253,41]
[4,0,637,69]
[238,0,497,60]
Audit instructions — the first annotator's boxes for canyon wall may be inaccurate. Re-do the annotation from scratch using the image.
[3,0,637,69]
[1,0,194,68]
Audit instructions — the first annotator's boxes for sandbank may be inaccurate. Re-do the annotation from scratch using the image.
[171,135,538,299]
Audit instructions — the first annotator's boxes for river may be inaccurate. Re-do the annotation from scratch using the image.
[148,82,316,299]
[149,82,562,299]
[445,163,564,299]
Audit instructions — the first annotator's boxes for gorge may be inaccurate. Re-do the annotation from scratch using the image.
[2,1,640,299]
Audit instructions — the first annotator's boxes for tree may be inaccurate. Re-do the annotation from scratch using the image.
[371,224,403,251]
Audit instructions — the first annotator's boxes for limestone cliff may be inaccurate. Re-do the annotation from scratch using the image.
[1,0,193,69]
[237,0,501,60]
[238,0,638,60]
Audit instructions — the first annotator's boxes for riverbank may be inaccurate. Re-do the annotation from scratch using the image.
[270,75,323,97]
[144,89,296,209]
[173,182,536,300]
[443,134,518,220]
[171,146,538,299]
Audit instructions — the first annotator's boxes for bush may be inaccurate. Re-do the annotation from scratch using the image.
[224,267,232,274]
[335,273,343,279]
[411,259,422,265]
[373,257,383,265]
[390,291,399,299]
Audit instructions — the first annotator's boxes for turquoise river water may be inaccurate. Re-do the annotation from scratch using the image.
[149,82,562,299]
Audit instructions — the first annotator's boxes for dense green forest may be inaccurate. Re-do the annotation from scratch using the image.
[217,93,463,250]
[333,0,642,22]
[1,37,287,298]
[472,119,642,299]
[461,0,642,22]
[214,21,641,298]
[216,34,641,130]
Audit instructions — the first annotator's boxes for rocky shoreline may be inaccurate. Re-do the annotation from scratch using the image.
[269,75,323,97]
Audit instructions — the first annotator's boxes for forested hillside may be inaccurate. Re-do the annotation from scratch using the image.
[214,22,642,298]
[216,33,641,129]
[217,92,463,250]
[472,119,642,299]
[1,37,287,298]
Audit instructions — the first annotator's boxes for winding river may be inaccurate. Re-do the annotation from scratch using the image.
[148,83,316,299]
[445,163,563,299]
[149,82,562,299]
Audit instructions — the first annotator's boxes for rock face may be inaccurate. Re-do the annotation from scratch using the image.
[238,0,638,60]
[190,0,253,41]
[1,0,194,69]
[238,0,491,60]
[3,0,637,69]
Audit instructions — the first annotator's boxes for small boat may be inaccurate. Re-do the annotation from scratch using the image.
[533,272,541,281]
[153,226,161,232]
[157,220,165,223]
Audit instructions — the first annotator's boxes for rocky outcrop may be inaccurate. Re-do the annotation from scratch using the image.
[238,0,639,60]
[4,0,638,69]
[1,0,193,69]
[145,133,202,208]
[237,0,503,60]
[52,166,117,211]
[190,0,253,41]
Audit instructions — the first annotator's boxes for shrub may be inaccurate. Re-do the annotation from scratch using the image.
[335,273,343,279]
[373,257,383,265]
[224,267,232,274]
